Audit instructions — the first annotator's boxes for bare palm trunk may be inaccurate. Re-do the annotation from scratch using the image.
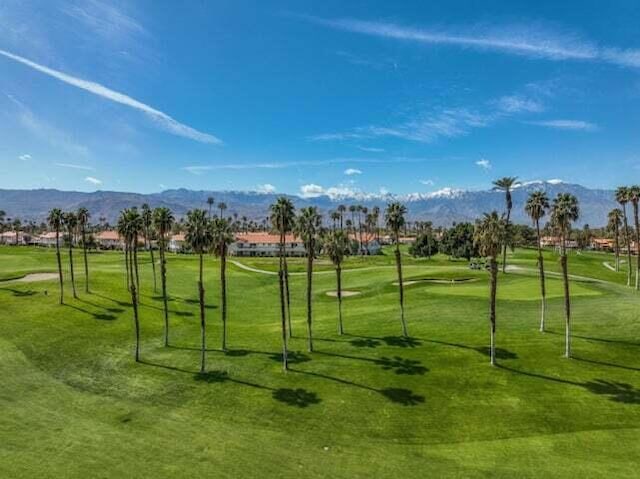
[68,241,77,299]
[394,240,408,337]
[560,240,571,358]
[614,223,620,272]
[535,220,547,332]
[634,202,640,290]
[133,242,140,293]
[124,244,130,289]
[283,256,292,338]
[81,226,89,293]
[502,208,511,273]
[622,203,632,286]
[128,241,140,362]
[306,248,314,352]
[149,245,157,293]
[160,241,170,347]
[198,253,206,373]
[336,265,343,335]
[278,233,288,371]
[55,230,64,304]
[489,256,497,366]
[220,249,228,351]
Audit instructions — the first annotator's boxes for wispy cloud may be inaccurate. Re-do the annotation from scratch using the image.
[303,16,640,68]
[255,183,276,194]
[344,168,362,175]
[19,153,31,161]
[525,119,598,131]
[357,146,385,152]
[55,162,95,171]
[495,95,544,113]
[0,49,221,144]
[419,179,434,186]
[476,159,491,170]
[62,0,145,41]
[85,176,102,185]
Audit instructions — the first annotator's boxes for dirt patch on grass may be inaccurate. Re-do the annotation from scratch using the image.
[325,290,361,297]
[1,273,58,284]
[393,278,477,286]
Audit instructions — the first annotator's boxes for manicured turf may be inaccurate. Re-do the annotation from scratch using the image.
[1,245,639,478]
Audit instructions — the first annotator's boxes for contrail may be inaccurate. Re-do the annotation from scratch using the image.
[0,48,222,144]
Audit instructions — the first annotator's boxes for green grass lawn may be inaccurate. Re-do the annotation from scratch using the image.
[1,245,639,478]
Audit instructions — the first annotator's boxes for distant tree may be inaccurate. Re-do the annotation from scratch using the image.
[630,186,640,290]
[608,209,623,272]
[63,212,78,299]
[207,196,215,218]
[77,207,90,293]
[141,204,158,293]
[551,193,580,358]
[525,191,550,332]
[47,208,64,304]
[386,201,409,337]
[294,206,322,352]
[324,230,349,334]
[153,207,174,347]
[474,212,505,366]
[330,211,340,230]
[270,197,295,371]
[12,218,21,244]
[185,209,212,373]
[211,217,234,351]
[217,202,227,219]
[615,187,632,286]
[440,223,477,260]
[493,176,518,272]
[409,231,439,258]
[337,204,346,230]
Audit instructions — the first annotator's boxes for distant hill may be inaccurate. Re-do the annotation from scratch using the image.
[0,181,616,227]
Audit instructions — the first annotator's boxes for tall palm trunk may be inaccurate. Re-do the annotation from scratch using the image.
[81,226,89,293]
[336,265,343,335]
[149,242,157,293]
[124,243,130,289]
[622,203,632,286]
[614,222,620,272]
[133,240,140,293]
[68,240,77,299]
[55,230,64,304]
[220,248,228,351]
[278,232,288,371]
[535,220,547,332]
[560,237,572,358]
[502,207,511,273]
[198,253,206,373]
[160,240,170,346]
[634,201,640,290]
[394,240,408,337]
[283,256,292,338]
[128,240,140,362]
[305,246,314,352]
[489,255,497,366]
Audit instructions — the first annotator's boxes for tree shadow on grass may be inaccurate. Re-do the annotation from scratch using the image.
[374,356,429,375]
[573,356,640,373]
[272,388,322,408]
[350,338,382,348]
[64,303,117,321]
[269,351,312,365]
[0,288,37,297]
[383,336,422,348]
[76,297,124,315]
[546,330,640,347]
[475,346,518,360]
[182,298,218,310]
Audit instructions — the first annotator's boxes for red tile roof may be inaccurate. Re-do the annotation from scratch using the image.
[235,232,300,244]
[96,231,120,241]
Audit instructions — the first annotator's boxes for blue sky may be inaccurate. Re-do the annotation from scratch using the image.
[1,0,640,198]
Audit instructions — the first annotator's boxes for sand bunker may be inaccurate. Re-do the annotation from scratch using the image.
[393,278,476,286]
[1,273,58,284]
[325,290,361,297]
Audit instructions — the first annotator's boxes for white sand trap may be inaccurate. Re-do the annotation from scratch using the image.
[2,273,58,284]
[326,290,361,297]
[393,278,476,286]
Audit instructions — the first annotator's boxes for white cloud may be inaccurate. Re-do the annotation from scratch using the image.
[308,132,367,141]
[62,0,145,40]
[0,49,221,144]
[19,154,31,161]
[256,183,276,194]
[300,183,325,198]
[525,119,598,131]
[476,159,492,170]
[85,176,102,185]
[496,95,544,113]
[344,168,362,175]
[420,179,434,186]
[305,16,640,68]
[357,146,385,152]
[55,162,95,171]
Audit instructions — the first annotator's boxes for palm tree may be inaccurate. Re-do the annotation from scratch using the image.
[324,230,349,334]
[525,191,550,332]
[608,209,623,272]
[217,201,227,219]
[185,209,212,373]
[493,176,518,273]
[270,197,295,371]
[473,212,505,366]
[153,207,174,346]
[294,206,322,352]
[141,204,158,293]
[337,204,346,230]
[385,201,409,337]
[118,208,143,361]
[330,211,340,230]
[551,193,580,359]
[206,196,215,218]
[63,212,78,299]
[615,187,632,286]
[629,186,640,290]
[48,208,64,304]
[12,219,21,244]
[211,217,234,351]
[77,207,90,293]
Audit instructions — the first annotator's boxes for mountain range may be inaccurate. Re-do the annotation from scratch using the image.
[0,181,617,227]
